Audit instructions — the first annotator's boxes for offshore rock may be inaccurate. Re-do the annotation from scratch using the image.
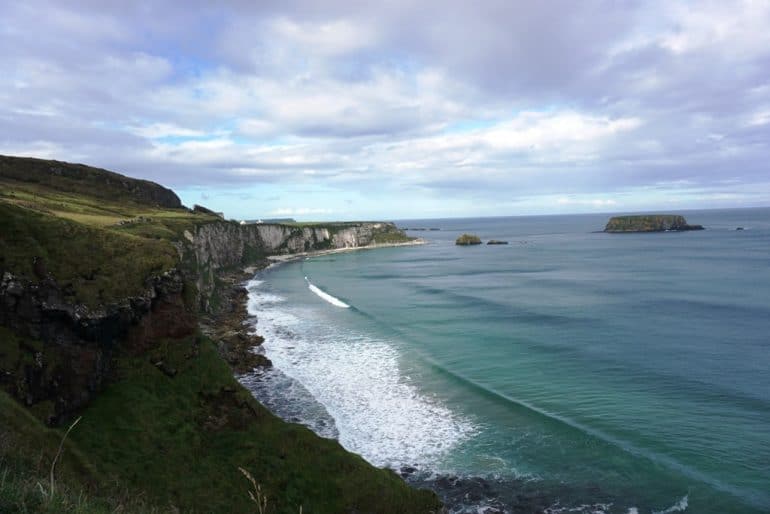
[456,233,482,245]
[604,214,704,233]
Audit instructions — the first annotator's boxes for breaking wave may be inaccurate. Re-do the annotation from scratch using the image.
[242,278,475,470]
[305,276,350,308]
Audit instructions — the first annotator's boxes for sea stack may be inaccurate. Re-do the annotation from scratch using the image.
[604,215,704,233]
[456,233,482,245]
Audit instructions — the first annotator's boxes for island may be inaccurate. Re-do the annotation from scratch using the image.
[604,215,704,233]
[456,233,482,245]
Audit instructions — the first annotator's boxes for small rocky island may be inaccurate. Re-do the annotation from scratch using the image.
[456,233,482,245]
[604,215,704,233]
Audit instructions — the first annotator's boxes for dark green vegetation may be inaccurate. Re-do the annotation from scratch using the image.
[455,234,482,245]
[0,156,181,209]
[0,156,439,513]
[604,214,704,233]
[0,338,439,513]
[0,156,222,307]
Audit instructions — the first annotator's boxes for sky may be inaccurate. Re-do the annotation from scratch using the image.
[1,1,770,220]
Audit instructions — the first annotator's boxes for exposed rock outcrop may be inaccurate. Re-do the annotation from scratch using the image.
[190,221,409,310]
[0,269,196,424]
[1,220,411,422]
[456,234,482,245]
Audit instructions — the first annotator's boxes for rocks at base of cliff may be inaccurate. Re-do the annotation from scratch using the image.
[200,280,273,375]
[604,214,704,233]
[486,240,509,245]
[218,331,271,374]
[456,234,482,245]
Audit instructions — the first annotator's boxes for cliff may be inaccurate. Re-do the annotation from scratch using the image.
[190,221,410,310]
[0,156,436,513]
[604,214,704,233]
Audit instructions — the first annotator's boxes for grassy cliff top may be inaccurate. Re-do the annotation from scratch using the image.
[0,155,182,209]
[0,157,222,306]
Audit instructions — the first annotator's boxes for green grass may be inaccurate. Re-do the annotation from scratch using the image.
[59,336,439,513]
[0,336,440,513]
[0,155,180,209]
[0,203,179,307]
[0,390,157,513]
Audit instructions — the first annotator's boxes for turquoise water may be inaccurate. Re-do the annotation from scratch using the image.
[241,209,770,514]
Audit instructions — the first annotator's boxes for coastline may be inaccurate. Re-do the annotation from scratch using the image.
[224,238,568,514]
[209,237,615,513]
[203,239,426,384]
[266,238,426,264]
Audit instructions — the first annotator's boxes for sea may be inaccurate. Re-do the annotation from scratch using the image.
[238,208,770,514]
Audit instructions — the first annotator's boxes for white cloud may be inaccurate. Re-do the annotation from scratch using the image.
[269,207,333,216]
[658,1,770,55]
[556,197,618,207]
[1,1,770,217]
[269,17,378,57]
[129,123,208,139]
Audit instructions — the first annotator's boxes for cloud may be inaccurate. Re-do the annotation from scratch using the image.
[1,0,769,218]
[269,207,333,216]
[556,197,618,208]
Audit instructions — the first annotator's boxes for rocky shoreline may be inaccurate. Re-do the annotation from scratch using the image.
[199,264,272,375]
[203,239,426,376]
[208,240,589,514]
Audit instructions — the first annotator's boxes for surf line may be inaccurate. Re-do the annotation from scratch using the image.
[305,276,350,308]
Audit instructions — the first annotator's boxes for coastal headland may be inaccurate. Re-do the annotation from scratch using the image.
[0,155,440,513]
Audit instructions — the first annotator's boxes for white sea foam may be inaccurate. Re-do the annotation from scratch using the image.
[652,495,688,514]
[305,276,350,308]
[244,278,475,470]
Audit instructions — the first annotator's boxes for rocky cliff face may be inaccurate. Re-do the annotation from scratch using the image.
[189,221,404,310]
[1,218,409,423]
[192,221,395,267]
[0,270,196,424]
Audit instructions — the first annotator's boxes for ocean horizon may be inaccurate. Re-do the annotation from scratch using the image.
[241,207,770,514]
